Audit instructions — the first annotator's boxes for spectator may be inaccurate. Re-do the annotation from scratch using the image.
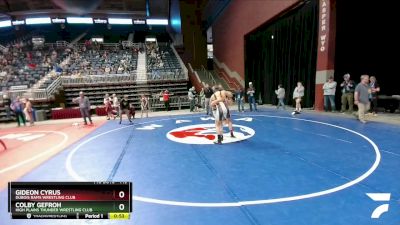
[188,87,196,112]
[112,93,120,118]
[235,88,245,112]
[323,76,337,112]
[199,88,205,109]
[275,84,286,110]
[163,90,171,111]
[354,75,371,123]
[10,96,26,127]
[140,94,149,118]
[24,98,34,126]
[340,73,355,113]
[119,95,133,124]
[292,82,305,114]
[4,95,11,119]
[204,84,214,115]
[103,94,114,120]
[73,91,93,125]
[247,82,257,111]
[129,103,136,120]
[105,66,111,74]
[369,76,380,116]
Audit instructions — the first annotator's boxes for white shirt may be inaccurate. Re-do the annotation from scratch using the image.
[293,86,305,99]
[323,81,337,95]
[113,97,119,107]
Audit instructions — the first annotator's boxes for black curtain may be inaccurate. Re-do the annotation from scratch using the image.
[334,0,398,96]
[245,0,319,107]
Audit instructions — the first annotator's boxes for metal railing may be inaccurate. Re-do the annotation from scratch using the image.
[188,63,202,85]
[4,77,62,101]
[170,44,188,80]
[61,70,187,85]
[45,76,62,96]
[7,89,30,100]
[121,41,140,49]
[56,41,69,48]
[103,43,120,48]
[31,89,47,99]
[200,65,217,86]
[149,96,190,110]
[61,73,137,85]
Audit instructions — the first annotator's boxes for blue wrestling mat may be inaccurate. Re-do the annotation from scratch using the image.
[1,109,399,225]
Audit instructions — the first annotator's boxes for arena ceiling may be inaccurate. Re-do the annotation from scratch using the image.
[0,0,169,19]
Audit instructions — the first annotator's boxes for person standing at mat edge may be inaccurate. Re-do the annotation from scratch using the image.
[275,84,286,110]
[103,94,113,120]
[112,93,120,118]
[354,75,372,123]
[292,82,305,115]
[140,94,149,118]
[188,87,196,112]
[247,82,257,111]
[24,98,34,126]
[368,76,380,116]
[204,84,214,115]
[340,73,355,113]
[10,96,26,127]
[235,87,245,112]
[323,76,337,112]
[120,95,133,124]
[73,92,93,125]
[163,90,171,111]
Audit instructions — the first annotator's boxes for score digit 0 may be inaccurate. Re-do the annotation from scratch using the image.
[119,191,125,199]
[119,203,125,211]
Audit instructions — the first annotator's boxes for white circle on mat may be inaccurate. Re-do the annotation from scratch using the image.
[166,123,255,144]
[66,115,381,207]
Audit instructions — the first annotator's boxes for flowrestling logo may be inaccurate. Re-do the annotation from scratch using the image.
[166,124,255,145]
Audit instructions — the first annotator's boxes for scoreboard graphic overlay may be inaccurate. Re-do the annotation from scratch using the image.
[8,182,132,219]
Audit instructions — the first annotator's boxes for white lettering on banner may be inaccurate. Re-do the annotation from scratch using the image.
[320,0,328,52]
[52,18,65,23]
[320,34,327,52]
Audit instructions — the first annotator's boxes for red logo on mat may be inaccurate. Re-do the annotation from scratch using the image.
[166,124,255,145]
[170,127,215,140]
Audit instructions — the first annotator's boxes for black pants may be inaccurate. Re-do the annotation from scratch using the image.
[370,98,378,113]
[164,100,170,111]
[15,111,26,126]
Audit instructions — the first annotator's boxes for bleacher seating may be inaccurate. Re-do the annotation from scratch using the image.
[61,42,189,112]
[0,39,190,122]
[146,43,184,80]
[0,45,68,91]
[65,49,138,76]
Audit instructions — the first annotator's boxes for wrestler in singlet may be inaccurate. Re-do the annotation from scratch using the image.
[212,90,231,122]
[210,86,235,144]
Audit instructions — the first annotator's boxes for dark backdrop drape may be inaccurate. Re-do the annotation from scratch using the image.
[334,0,398,96]
[244,0,319,107]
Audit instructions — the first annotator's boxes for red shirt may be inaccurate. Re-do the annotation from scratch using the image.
[163,93,170,101]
